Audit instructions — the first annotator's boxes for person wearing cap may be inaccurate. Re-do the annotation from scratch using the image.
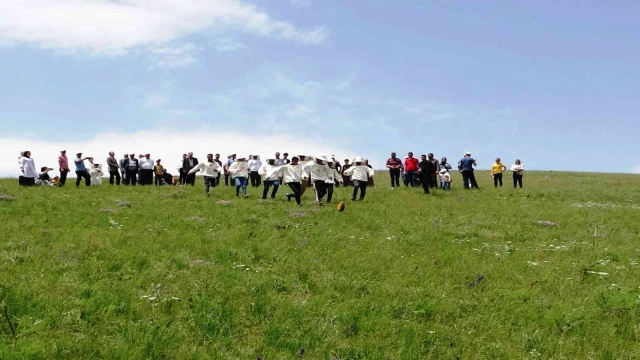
[386,152,402,189]
[224,154,236,186]
[326,158,343,203]
[458,152,479,189]
[259,158,281,199]
[491,158,507,188]
[119,154,128,184]
[74,152,91,187]
[304,154,332,205]
[188,154,222,196]
[58,150,70,186]
[154,159,165,186]
[270,156,305,205]
[106,152,121,185]
[138,154,154,186]
[248,155,263,188]
[440,168,452,190]
[343,156,374,201]
[183,152,199,186]
[123,154,139,186]
[228,155,250,197]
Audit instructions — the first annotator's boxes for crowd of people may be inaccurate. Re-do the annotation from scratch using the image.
[15,149,524,204]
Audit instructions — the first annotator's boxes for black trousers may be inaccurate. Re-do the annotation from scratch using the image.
[249,171,261,187]
[493,173,503,187]
[75,170,91,187]
[389,168,400,187]
[352,179,368,200]
[429,174,438,189]
[59,169,69,186]
[287,182,302,204]
[204,176,216,194]
[22,177,35,186]
[421,176,431,194]
[216,173,221,186]
[109,171,121,185]
[326,183,335,203]
[313,180,327,202]
[18,176,24,186]
[462,171,479,189]
[141,169,153,185]
[262,180,279,199]
[125,169,137,186]
[513,173,523,188]
[179,169,187,185]
[155,174,163,186]
[224,173,230,186]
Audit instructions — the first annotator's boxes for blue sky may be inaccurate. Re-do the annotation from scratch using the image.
[1,0,639,176]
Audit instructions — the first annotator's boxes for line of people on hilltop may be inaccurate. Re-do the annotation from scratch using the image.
[385,151,525,193]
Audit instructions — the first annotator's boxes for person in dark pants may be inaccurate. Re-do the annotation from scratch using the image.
[183,152,198,186]
[326,159,343,203]
[491,158,507,188]
[418,154,431,194]
[404,152,419,187]
[427,153,440,189]
[154,160,165,186]
[458,152,479,189]
[214,154,223,186]
[248,155,262,187]
[386,152,402,188]
[178,154,187,185]
[58,150,70,186]
[259,158,280,199]
[106,152,121,185]
[124,154,138,186]
[119,154,128,184]
[343,157,374,201]
[273,157,304,205]
[341,159,352,186]
[74,152,91,187]
[224,154,236,186]
[511,159,524,188]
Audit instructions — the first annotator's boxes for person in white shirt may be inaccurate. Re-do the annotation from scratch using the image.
[304,154,333,205]
[90,164,104,186]
[259,158,281,199]
[440,168,452,190]
[510,159,525,188]
[188,154,222,197]
[20,151,37,186]
[326,158,344,203]
[248,155,263,188]
[18,152,25,186]
[138,154,154,186]
[229,156,250,197]
[298,154,314,197]
[343,156,375,201]
[270,156,305,205]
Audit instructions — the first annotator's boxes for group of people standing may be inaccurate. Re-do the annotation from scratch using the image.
[386,151,525,193]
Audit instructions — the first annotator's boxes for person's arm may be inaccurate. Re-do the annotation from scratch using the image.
[473,160,477,166]
[188,163,202,174]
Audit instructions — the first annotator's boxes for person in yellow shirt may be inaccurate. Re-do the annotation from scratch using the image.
[154,159,165,186]
[491,158,507,188]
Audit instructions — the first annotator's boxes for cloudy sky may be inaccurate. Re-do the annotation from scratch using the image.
[1,0,639,176]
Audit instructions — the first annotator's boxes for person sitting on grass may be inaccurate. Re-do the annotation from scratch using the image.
[343,156,374,201]
[36,167,55,186]
[228,155,250,198]
[270,156,305,206]
[440,168,451,190]
[188,154,222,197]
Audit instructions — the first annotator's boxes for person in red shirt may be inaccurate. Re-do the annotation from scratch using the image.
[404,152,419,187]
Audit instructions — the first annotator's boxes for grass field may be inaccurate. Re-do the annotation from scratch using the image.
[1,171,640,359]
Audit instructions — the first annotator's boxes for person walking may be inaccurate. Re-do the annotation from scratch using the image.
[511,159,524,188]
[386,152,402,189]
[259,158,281,199]
[188,154,222,196]
[214,154,223,186]
[341,159,352,186]
[74,152,91,187]
[177,154,187,185]
[20,151,37,186]
[427,153,440,189]
[124,154,139,186]
[418,154,432,194]
[229,155,250,197]
[248,155,263,187]
[271,156,305,205]
[491,158,507,188]
[343,156,374,201]
[458,152,479,189]
[404,152,419,187]
[183,152,198,186]
[154,160,165,186]
[57,150,70,186]
[106,152,121,185]
[326,158,343,203]
[119,154,128,184]
[139,154,154,186]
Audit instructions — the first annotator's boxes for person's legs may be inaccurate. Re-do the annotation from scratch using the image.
[517,174,523,188]
[240,177,248,196]
[262,180,271,199]
[60,170,68,186]
[326,183,334,203]
[351,180,360,200]
[75,171,82,187]
[235,177,241,196]
[422,176,431,194]
[204,176,214,195]
[430,174,437,189]
[359,181,368,200]
[115,171,121,185]
[469,172,479,189]
[497,173,503,187]
[313,180,327,203]
[109,171,115,185]
[288,182,302,204]
[462,171,470,189]
[493,175,498,188]
[271,180,280,198]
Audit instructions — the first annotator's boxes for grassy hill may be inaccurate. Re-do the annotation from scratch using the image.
[1,171,640,359]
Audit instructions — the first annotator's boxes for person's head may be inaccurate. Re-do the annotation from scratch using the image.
[283,153,289,159]
[109,151,115,157]
[291,156,299,165]
[315,158,324,165]
[408,152,414,158]
[156,159,161,164]
[299,155,307,161]
[231,154,236,160]
[130,154,135,158]
[76,152,82,158]
[327,160,335,168]
[441,157,447,163]
[93,163,100,168]
[267,158,275,165]
[275,152,280,158]
[428,153,434,159]
[391,152,396,159]
[60,150,66,155]
[23,151,31,158]
[515,159,521,165]
[215,154,220,160]
[464,151,471,158]
[344,159,349,164]
[188,152,193,158]
[252,155,258,160]
[182,153,187,159]
[207,154,213,161]
[139,154,144,159]
[145,154,150,159]
[421,154,427,161]
[495,158,501,164]
[236,156,247,162]
[41,166,48,172]
[123,153,128,158]
[364,159,369,165]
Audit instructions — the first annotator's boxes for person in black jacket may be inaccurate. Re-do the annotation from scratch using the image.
[183,152,199,186]
[124,153,139,186]
[418,154,432,194]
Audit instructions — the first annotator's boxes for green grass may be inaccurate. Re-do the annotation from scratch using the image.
[1,171,640,359]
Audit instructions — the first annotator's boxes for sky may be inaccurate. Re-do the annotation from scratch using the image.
[1,0,639,176]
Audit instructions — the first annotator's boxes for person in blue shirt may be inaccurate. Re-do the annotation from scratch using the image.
[74,152,91,187]
[458,152,479,189]
[224,154,236,186]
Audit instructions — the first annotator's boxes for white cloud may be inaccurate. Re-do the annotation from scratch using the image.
[149,43,202,68]
[0,0,328,55]
[212,37,246,52]
[0,130,360,177]
[291,0,312,7]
